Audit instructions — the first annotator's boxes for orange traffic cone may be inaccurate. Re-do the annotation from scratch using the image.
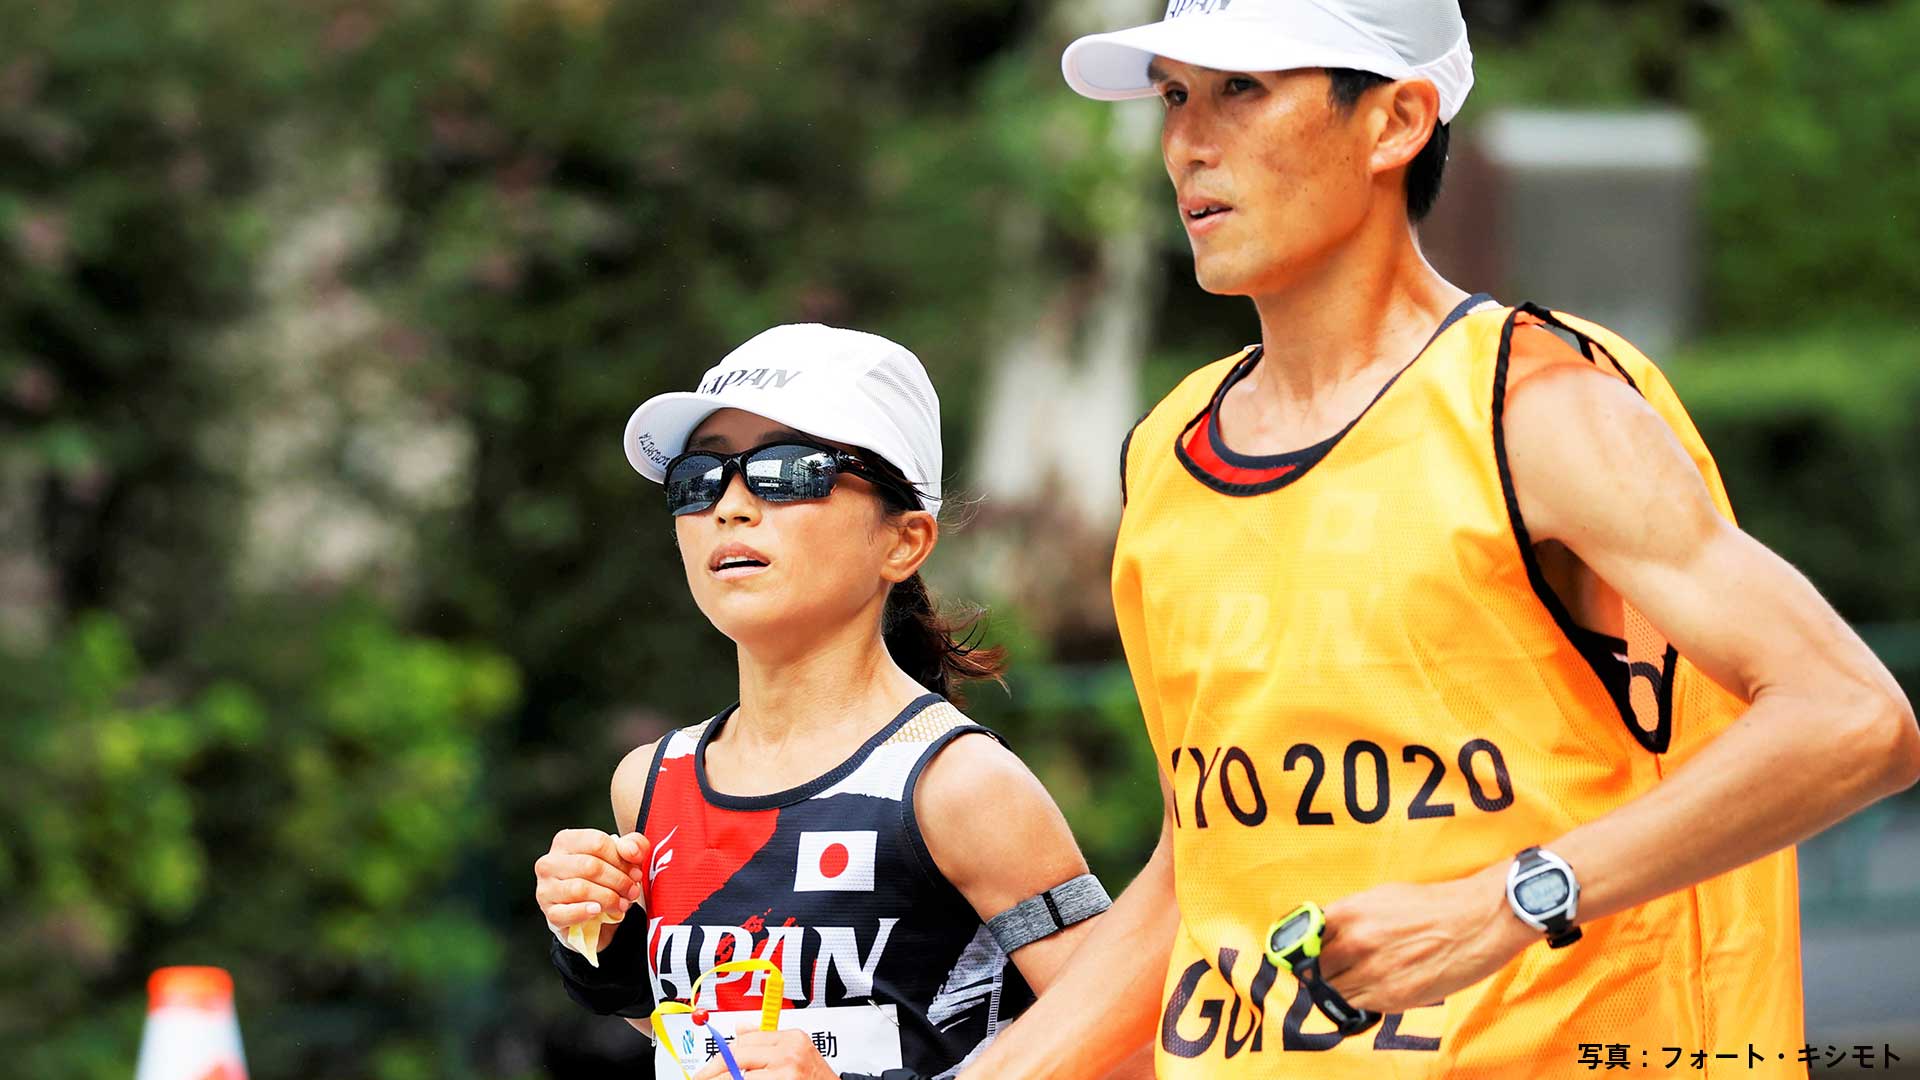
[133,966,248,1080]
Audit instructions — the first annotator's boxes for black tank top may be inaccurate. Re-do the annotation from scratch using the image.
[633,694,1031,1078]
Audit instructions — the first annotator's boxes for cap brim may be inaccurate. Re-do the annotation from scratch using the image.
[1062,13,1416,102]
[623,392,723,482]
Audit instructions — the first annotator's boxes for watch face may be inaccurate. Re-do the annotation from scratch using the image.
[1269,910,1313,956]
[1516,869,1572,915]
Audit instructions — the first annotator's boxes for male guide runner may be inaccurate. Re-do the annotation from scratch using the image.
[957,1,1920,1078]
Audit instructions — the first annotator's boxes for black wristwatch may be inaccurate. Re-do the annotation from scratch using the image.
[1506,846,1582,948]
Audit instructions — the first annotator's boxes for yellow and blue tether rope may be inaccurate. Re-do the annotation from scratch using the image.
[651,958,784,1080]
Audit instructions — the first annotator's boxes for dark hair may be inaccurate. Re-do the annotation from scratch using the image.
[864,454,1008,707]
[882,573,1007,707]
[1326,68,1450,223]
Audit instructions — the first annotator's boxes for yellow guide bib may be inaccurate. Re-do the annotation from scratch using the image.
[1111,302,1802,1078]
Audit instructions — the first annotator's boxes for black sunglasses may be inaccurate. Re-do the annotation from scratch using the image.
[663,439,918,517]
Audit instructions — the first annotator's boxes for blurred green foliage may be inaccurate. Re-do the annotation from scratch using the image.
[1,603,517,1078]
[1468,0,1920,327]
[1,0,1916,1077]
[0,0,296,646]
[1691,0,1920,327]
[1673,322,1920,632]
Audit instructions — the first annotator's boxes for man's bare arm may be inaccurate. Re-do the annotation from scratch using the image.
[1508,363,1919,920]
[955,773,1181,1080]
[1318,361,1919,1012]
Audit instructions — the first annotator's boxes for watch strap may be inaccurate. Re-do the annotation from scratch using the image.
[1293,956,1382,1036]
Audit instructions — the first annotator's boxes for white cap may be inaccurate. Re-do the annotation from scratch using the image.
[1062,0,1474,124]
[624,324,944,515]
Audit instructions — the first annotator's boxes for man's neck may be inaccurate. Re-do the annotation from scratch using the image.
[1246,219,1469,410]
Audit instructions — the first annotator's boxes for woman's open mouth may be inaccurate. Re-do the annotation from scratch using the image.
[709,543,771,580]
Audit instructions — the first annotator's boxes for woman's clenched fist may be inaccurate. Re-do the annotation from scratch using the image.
[535,828,651,956]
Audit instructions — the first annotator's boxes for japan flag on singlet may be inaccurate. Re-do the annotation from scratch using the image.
[794,830,876,892]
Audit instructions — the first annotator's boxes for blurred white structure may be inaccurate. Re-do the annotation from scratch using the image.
[971,0,1159,533]
[1426,108,1706,357]
[954,0,1163,645]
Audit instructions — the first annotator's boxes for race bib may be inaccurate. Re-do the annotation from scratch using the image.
[653,1004,904,1079]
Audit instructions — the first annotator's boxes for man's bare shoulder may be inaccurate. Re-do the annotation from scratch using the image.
[1503,345,1722,557]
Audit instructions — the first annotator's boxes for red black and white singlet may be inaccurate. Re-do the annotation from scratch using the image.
[633,693,1031,1078]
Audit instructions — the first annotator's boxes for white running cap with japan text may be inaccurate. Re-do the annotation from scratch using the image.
[1062,0,1474,124]
[623,324,944,515]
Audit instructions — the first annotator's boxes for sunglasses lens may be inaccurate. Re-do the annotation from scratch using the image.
[745,444,839,502]
[666,454,728,515]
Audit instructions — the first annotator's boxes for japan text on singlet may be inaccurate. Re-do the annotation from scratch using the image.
[633,695,1031,1080]
[1110,300,1803,1079]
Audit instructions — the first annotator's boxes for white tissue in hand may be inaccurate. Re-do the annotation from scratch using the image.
[565,912,621,967]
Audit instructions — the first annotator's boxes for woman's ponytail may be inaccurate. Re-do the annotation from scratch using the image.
[882,572,1006,707]
[859,449,1005,706]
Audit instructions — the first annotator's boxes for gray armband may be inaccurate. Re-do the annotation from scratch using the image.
[985,873,1111,954]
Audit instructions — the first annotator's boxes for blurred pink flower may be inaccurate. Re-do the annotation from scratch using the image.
[9,365,58,412]
[475,251,522,292]
[325,7,380,54]
[14,209,68,269]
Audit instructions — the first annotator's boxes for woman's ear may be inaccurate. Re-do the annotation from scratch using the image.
[881,511,938,585]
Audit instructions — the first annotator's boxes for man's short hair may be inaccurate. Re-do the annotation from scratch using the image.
[1326,69,1450,223]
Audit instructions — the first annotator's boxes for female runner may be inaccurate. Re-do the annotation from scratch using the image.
[534,325,1126,1080]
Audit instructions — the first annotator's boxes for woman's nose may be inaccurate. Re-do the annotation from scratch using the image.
[710,471,760,523]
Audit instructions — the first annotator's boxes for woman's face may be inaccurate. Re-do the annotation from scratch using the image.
[672,408,931,651]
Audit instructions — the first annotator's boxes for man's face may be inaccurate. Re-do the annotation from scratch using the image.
[1151,59,1378,297]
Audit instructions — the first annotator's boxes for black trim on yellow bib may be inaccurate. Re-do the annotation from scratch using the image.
[1493,302,1676,754]
[1164,293,1493,498]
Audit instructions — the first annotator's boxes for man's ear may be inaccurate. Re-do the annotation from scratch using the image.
[881,511,938,585]
[1369,78,1442,178]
